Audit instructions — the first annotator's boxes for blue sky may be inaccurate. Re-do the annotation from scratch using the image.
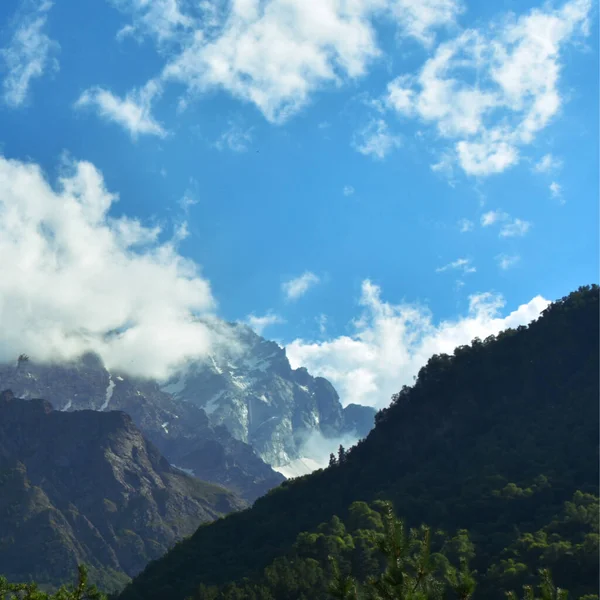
[0,0,597,407]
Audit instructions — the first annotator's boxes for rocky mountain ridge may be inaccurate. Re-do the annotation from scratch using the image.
[160,321,376,467]
[0,390,246,591]
[0,354,283,503]
[0,322,375,485]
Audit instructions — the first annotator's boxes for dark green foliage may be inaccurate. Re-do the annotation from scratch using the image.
[0,566,106,600]
[119,285,599,600]
[182,501,590,600]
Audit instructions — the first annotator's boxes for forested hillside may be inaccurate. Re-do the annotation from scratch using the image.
[118,285,599,600]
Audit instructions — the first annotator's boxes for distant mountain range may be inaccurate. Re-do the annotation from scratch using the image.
[0,322,375,491]
[0,352,283,503]
[0,321,375,591]
[0,390,246,592]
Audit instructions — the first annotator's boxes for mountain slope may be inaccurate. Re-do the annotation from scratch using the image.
[118,285,599,600]
[0,358,284,502]
[0,391,246,591]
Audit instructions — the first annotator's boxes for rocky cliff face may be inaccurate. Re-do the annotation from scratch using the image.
[160,322,376,467]
[0,357,284,502]
[0,390,246,591]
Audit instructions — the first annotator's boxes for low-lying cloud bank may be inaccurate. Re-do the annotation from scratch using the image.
[0,154,216,379]
[287,280,549,409]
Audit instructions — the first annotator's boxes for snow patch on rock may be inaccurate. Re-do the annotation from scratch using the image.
[100,377,115,411]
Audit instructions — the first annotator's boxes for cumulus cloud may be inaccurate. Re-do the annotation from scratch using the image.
[435,257,476,274]
[286,280,549,408]
[384,0,592,176]
[245,312,285,335]
[534,153,563,173]
[214,121,253,152]
[1,0,59,107]
[0,154,218,379]
[282,271,320,301]
[353,118,401,159]
[74,80,166,139]
[94,0,462,126]
[497,254,520,270]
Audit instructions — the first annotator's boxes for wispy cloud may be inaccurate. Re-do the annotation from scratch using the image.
[497,254,520,270]
[214,121,253,152]
[246,312,285,335]
[353,119,401,159]
[343,185,355,197]
[458,218,474,232]
[550,181,564,202]
[384,0,592,176]
[1,0,58,107]
[111,0,195,44]
[74,80,166,139]
[481,210,507,227]
[316,314,328,336]
[500,218,531,238]
[534,153,563,174]
[287,280,549,408]
[436,257,476,274]
[282,271,320,301]
[481,210,531,237]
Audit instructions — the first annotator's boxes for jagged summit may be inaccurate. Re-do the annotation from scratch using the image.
[159,321,376,468]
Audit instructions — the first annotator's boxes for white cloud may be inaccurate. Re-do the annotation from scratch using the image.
[1,0,58,107]
[458,218,474,232]
[388,0,463,46]
[96,0,462,126]
[317,314,328,336]
[74,80,166,139]
[435,257,476,274]
[384,0,592,176]
[534,153,563,173]
[456,131,519,176]
[497,254,520,270]
[353,118,401,159]
[481,210,506,226]
[214,121,253,152]
[0,154,218,380]
[286,280,549,408]
[500,217,531,238]
[245,312,285,335]
[162,0,383,123]
[481,211,531,237]
[282,271,320,301]
[550,181,563,200]
[343,185,355,196]
[111,0,195,44]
